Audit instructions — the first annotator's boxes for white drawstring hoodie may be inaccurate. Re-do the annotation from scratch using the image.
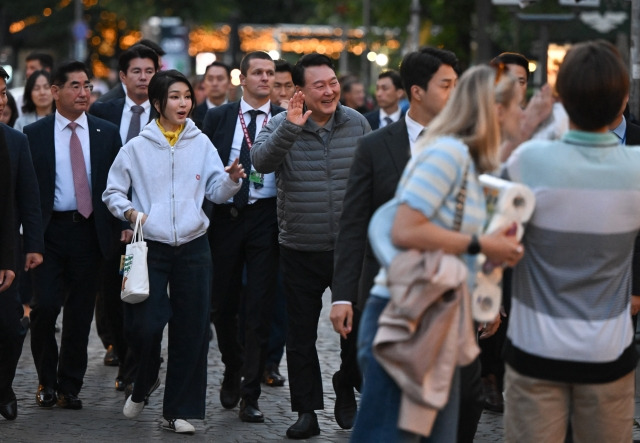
[103,118,241,246]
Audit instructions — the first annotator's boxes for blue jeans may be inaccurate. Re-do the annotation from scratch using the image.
[351,295,460,443]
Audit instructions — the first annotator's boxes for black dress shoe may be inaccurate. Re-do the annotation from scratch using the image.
[220,370,240,409]
[57,392,82,410]
[286,412,320,439]
[332,371,356,429]
[0,392,17,420]
[103,345,120,367]
[115,376,126,391]
[239,399,264,423]
[35,385,57,408]
[481,375,504,413]
[262,364,286,387]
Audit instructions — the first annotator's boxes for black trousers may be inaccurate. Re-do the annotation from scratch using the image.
[125,235,211,419]
[95,244,137,382]
[30,215,102,395]
[280,246,334,412]
[210,198,278,402]
[0,248,26,401]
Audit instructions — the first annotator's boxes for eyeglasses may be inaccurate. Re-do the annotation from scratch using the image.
[489,61,508,84]
[59,83,94,93]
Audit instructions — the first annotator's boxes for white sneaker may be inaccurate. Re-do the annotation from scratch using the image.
[123,395,144,418]
[161,418,195,434]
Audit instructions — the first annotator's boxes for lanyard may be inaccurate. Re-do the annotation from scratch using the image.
[238,107,268,150]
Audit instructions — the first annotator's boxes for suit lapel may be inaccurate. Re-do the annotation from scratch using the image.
[87,115,102,194]
[219,103,241,165]
[383,119,411,176]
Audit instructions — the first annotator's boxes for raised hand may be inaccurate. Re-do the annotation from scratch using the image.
[225,157,247,183]
[286,91,312,126]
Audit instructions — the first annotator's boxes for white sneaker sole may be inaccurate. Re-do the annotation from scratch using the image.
[161,418,195,434]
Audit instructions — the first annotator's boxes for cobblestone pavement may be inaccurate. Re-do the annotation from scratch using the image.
[2,290,640,442]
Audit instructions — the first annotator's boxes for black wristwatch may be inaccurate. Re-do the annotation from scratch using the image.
[467,234,481,255]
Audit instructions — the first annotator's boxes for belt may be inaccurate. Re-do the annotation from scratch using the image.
[51,210,94,223]
[214,197,276,218]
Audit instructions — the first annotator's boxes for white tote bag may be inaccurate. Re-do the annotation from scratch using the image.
[121,212,149,304]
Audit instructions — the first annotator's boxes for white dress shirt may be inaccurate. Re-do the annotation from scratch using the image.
[53,111,92,211]
[405,112,426,158]
[226,99,276,203]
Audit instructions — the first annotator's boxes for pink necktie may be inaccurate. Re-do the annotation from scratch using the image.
[68,122,93,218]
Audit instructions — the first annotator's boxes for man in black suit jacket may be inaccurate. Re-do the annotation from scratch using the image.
[330,48,477,435]
[0,67,41,421]
[201,51,283,424]
[192,61,231,129]
[89,44,159,391]
[24,61,123,411]
[0,96,44,420]
[363,70,406,130]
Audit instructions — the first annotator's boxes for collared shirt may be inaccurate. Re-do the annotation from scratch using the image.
[405,112,426,157]
[53,111,92,211]
[611,116,627,145]
[307,113,335,144]
[227,98,276,202]
[379,108,402,128]
[206,98,228,109]
[119,97,151,144]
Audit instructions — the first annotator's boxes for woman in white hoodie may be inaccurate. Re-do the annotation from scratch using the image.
[103,69,244,434]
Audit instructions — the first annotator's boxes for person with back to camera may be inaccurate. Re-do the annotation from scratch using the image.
[102,69,244,435]
[503,40,640,443]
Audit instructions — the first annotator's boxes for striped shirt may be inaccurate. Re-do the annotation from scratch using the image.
[370,136,486,298]
[504,130,640,383]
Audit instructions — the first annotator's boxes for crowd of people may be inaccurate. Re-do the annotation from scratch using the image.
[0,36,639,443]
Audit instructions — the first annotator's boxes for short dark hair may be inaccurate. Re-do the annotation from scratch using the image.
[556,40,629,131]
[51,60,91,87]
[135,39,166,56]
[205,61,231,79]
[148,69,195,118]
[292,53,335,87]
[275,59,293,75]
[400,47,458,102]
[118,45,159,73]
[341,75,363,94]
[22,70,54,114]
[491,52,530,80]
[26,52,54,71]
[239,51,273,76]
[378,70,403,90]
[0,66,8,82]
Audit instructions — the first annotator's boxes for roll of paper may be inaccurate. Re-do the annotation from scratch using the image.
[479,174,535,240]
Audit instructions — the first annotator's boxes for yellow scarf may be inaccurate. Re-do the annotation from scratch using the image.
[156,120,184,146]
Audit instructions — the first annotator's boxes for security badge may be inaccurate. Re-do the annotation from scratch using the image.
[249,170,264,186]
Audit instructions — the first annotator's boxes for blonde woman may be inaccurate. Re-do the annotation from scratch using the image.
[351,64,525,443]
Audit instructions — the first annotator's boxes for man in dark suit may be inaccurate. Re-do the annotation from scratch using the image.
[25,61,123,411]
[363,70,405,130]
[202,51,283,424]
[192,61,231,129]
[97,39,165,103]
[330,47,462,431]
[89,44,159,391]
[0,66,42,421]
